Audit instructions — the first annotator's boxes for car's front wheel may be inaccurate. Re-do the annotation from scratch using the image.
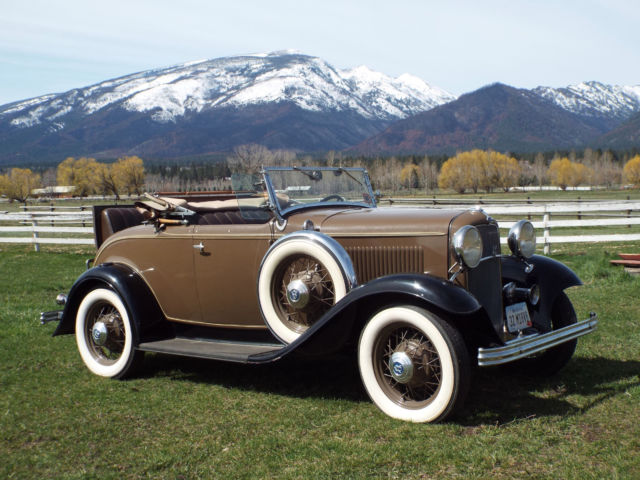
[516,292,578,376]
[358,306,470,423]
[75,288,142,378]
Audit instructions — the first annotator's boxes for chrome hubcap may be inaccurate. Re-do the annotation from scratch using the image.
[389,351,414,383]
[92,321,108,346]
[286,278,310,309]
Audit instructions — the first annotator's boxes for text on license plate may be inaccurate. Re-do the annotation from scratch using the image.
[505,302,532,333]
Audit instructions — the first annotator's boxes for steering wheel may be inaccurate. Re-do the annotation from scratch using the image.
[320,194,345,202]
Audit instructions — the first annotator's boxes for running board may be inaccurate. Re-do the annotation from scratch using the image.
[137,337,284,363]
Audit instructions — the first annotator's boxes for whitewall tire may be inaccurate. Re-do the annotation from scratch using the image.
[358,306,470,423]
[75,288,142,378]
[258,237,349,344]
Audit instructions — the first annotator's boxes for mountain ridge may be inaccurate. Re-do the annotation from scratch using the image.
[0,52,455,163]
[353,83,610,155]
[0,52,639,164]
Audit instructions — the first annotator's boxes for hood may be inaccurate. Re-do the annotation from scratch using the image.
[294,207,492,237]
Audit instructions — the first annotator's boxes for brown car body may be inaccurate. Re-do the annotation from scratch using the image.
[46,166,598,422]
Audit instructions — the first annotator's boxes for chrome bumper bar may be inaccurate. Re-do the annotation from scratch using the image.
[477,312,598,367]
[40,310,63,325]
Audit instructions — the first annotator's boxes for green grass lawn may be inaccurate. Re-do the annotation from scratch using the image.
[1,243,639,479]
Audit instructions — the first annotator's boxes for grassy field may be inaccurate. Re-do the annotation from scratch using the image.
[1,243,639,479]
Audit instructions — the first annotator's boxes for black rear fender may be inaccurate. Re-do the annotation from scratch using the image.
[53,263,167,340]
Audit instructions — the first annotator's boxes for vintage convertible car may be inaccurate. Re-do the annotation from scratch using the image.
[42,166,598,422]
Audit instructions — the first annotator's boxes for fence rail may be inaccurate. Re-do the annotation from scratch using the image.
[2,201,640,253]
[0,207,94,250]
[385,199,640,254]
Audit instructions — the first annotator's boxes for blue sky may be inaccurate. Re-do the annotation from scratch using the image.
[1,0,639,105]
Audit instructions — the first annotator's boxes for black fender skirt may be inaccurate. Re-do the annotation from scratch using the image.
[249,273,484,362]
[53,263,165,338]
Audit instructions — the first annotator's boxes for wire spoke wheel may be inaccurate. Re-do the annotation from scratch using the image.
[258,233,351,344]
[84,302,125,364]
[358,306,470,423]
[273,254,336,333]
[75,288,142,378]
[375,324,442,408]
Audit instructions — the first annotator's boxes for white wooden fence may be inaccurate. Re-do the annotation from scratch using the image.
[2,201,640,253]
[385,198,640,254]
[0,207,94,251]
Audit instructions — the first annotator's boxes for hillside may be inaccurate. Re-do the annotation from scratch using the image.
[0,52,454,164]
[354,84,609,155]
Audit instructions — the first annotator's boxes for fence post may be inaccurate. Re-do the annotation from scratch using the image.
[32,217,40,252]
[543,207,550,255]
[577,196,581,220]
[627,195,631,228]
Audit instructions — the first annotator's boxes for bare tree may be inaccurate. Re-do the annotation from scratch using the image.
[532,153,547,187]
[418,156,439,192]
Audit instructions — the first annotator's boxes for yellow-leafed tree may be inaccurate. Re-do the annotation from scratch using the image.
[547,157,592,190]
[438,149,521,193]
[488,151,521,192]
[623,155,640,186]
[438,153,473,193]
[0,168,41,202]
[56,157,101,197]
[113,156,145,195]
[96,162,120,199]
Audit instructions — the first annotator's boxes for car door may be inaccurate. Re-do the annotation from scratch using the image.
[192,221,272,328]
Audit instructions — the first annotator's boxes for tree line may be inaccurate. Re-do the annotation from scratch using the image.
[3,146,640,202]
[0,156,145,202]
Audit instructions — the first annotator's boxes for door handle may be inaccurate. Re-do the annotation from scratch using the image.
[193,242,205,253]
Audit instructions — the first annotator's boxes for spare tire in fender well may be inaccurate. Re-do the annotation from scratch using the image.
[257,230,357,344]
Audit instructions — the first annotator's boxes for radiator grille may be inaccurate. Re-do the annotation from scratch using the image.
[346,245,423,284]
[466,223,503,332]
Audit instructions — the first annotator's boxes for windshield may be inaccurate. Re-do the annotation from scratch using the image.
[262,167,376,217]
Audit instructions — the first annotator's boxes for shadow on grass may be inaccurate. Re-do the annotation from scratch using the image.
[461,356,640,425]
[142,351,367,402]
[140,353,639,424]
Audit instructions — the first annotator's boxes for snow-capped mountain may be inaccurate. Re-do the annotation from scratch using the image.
[1,51,454,130]
[0,51,457,163]
[533,81,640,129]
[1,51,638,163]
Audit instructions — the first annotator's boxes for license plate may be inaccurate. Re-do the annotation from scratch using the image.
[505,302,531,333]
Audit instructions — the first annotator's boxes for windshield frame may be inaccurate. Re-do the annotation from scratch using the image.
[261,166,377,220]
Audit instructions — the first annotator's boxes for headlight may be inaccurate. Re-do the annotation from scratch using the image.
[453,225,483,269]
[508,220,536,258]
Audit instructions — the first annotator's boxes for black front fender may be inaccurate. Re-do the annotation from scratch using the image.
[346,274,483,315]
[249,273,484,362]
[53,263,165,339]
[501,254,582,326]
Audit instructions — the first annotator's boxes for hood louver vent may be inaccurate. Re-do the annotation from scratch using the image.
[346,246,423,284]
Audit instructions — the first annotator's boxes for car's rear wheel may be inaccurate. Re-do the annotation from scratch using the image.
[75,288,142,378]
[358,306,470,423]
[258,237,349,344]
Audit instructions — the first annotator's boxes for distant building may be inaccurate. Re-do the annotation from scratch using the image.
[31,186,76,198]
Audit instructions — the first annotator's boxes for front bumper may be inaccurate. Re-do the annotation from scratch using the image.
[477,312,598,367]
